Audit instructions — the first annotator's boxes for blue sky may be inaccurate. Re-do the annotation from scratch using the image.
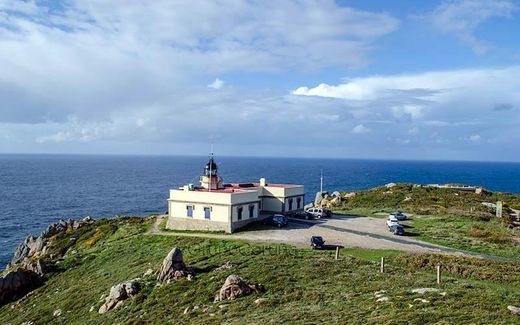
[0,0,519,161]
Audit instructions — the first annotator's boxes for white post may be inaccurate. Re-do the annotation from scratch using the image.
[335,247,340,260]
[437,265,441,284]
[380,257,384,273]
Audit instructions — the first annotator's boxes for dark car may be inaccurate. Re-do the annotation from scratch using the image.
[287,211,314,220]
[390,211,407,221]
[310,236,325,249]
[262,214,288,228]
[389,224,405,235]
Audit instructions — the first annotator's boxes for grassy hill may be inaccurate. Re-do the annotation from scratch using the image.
[331,184,520,260]
[2,216,520,324]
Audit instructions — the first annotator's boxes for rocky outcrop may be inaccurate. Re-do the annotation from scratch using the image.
[98,279,140,314]
[2,217,94,306]
[9,217,94,267]
[314,191,328,206]
[0,268,43,306]
[214,275,264,302]
[157,247,194,282]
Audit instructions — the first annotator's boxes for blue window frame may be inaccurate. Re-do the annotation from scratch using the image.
[204,207,211,219]
[186,205,193,217]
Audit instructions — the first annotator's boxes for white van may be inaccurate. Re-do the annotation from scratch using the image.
[305,207,332,219]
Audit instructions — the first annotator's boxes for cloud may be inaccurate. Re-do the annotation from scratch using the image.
[0,0,399,152]
[351,124,370,134]
[422,0,517,54]
[208,78,225,89]
[469,134,481,141]
[292,66,520,159]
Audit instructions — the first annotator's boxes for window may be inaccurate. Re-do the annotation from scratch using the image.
[204,207,211,219]
[186,205,193,217]
[288,198,293,211]
[297,197,302,209]
[237,207,243,221]
[249,205,254,218]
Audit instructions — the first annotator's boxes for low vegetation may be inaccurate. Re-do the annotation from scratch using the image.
[332,184,520,259]
[2,217,520,324]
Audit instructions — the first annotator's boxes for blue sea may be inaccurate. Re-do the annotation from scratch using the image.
[2,154,520,268]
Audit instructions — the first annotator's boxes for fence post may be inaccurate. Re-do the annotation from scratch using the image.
[437,265,441,284]
[335,247,340,260]
[380,257,385,273]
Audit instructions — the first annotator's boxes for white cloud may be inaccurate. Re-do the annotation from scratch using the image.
[469,134,481,141]
[208,78,225,90]
[351,124,370,134]
[423,0,517,54]
[292,66,520,159]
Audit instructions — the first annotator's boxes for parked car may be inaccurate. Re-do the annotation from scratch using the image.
[390,211,407,221]
[262,214,288,228]
[286,211,314,220]
[389,224,405,235]
[305,207,332,219]
[310,236,325,249]
[386,215,400,228]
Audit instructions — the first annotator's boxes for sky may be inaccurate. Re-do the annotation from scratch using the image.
[0,0,519,161]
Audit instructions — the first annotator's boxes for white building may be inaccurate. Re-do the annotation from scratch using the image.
[166,156,305,233]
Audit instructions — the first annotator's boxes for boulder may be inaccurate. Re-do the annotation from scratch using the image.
[508,305,520,316]
[332,191,341,198]
[344,192,356,199]
[214,275,264,302]
[98,279,140,314]
[385,183,396,188]
[314,191,329,206]
[0,269,43,306]
[157,247,193,282]
[411,288,439,294]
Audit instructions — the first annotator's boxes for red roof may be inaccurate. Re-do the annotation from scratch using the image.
[192,181,300,193]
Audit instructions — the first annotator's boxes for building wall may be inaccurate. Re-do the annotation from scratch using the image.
[166,217,232,232]
[261,196,283,213]
[166,182,305,232]
[231,202,260,222]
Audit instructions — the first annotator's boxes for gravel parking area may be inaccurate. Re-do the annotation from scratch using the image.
[152,215,467,255]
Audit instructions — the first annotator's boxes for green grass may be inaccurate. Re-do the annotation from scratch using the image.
[2,217,520,324]
[408,215,519,259]
[331,184,520,260]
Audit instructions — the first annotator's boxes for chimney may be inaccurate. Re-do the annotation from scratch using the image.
[260,178,267,187]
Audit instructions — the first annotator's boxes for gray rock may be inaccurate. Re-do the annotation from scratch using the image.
[214,275,264,302]
[157,247,193,282]
[98,279,140,314]
[508,305,520,316]
[0,269,43,306]
[411,288,439,294]
[332,191,341,198]
[53,309,62,317]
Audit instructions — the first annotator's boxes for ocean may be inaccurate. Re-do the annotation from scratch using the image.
[2,154,520,268]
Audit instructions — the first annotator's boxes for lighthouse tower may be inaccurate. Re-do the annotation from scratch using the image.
[200,154,223,190]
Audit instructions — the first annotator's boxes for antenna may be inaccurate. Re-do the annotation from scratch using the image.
[320,169,323,193]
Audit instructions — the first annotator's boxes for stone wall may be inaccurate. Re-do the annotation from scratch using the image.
[166,217,232,233]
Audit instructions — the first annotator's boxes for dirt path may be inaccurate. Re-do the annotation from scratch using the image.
[148,215,509,260]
